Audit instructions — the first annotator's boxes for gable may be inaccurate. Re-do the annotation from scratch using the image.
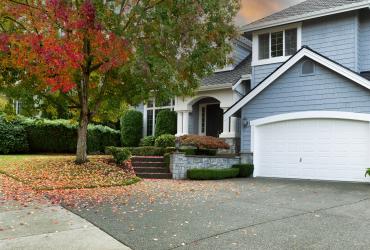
[224,47,370,119]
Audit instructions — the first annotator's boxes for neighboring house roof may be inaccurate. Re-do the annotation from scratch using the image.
[224,46,370,119]
[241,0,370,33]
[201,56,251,88]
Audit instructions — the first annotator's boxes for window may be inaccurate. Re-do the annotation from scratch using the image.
[285,29,297,56]
[145,98,175,136]
[254,25,301,65]
[301,60,315,75]
[258,33,269,60]
[271,31,283,57]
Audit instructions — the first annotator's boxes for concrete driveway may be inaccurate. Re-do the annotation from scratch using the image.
[67,178,370,250]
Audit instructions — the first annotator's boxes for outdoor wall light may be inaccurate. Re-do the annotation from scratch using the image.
[243,118,250,128]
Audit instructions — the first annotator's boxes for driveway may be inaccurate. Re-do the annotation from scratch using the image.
[66,178,370,250]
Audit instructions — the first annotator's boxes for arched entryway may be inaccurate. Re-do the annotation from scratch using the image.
[192,97,223,137]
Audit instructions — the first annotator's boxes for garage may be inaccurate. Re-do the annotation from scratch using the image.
[251,111,370,182]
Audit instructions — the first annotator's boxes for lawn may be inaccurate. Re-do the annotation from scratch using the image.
[0,155,140,190]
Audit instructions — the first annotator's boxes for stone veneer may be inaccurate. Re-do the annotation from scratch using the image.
[170,153,241,180]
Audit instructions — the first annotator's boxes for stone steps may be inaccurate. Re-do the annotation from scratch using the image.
[132,156,172,179]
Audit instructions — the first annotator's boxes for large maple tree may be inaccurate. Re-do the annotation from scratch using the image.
[0,0,239,163]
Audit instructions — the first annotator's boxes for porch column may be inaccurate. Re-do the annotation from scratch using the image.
[182,111,189,135]
[176,112,183,136]
[219,108,236,138]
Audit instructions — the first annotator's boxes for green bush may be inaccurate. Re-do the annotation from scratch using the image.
[131,146,165,156]
[155,134,175,148]
[120,110,143,147]
[107,147,131,164]
[20,118,120,153]
[155,110,177,136]
[365,168,370,177]
[140,136,156,146]
[187,168,239,180]
[232,164,254,178]
[0,118,28,154]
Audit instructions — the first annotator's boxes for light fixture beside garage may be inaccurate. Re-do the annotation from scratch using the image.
[243,118,250,127]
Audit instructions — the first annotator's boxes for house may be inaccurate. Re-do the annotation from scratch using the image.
[140,0,370,182]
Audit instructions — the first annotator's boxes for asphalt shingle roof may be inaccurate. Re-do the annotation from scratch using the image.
[245,0,368,31]
[201,56,252,86]
[361,71,370,80]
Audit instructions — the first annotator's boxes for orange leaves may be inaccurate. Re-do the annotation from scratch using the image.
[1,0,129,93]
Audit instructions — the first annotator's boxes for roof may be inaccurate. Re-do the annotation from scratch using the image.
[361,71,370,80]
[224,46,370,119]
[201,56,251,87]
[241,0,370,33]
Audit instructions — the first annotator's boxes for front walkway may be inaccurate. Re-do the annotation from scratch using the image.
[66,178,370,250]
[0,197,130,250]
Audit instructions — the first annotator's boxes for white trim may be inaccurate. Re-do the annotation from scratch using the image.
[224,47,370,120]
[214,65,235,73]
[198,83,232,91]
[252,23,302,66]
[240,1,370,33]
[251,111,370,127]
[232,74,251,90]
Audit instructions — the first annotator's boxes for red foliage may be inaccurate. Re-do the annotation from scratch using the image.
[179,135,230,149]
[0,0,129,93]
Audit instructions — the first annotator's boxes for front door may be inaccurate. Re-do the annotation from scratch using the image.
[206,104,223,137]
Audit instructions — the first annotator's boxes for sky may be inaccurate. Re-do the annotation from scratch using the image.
[236,0,306,26]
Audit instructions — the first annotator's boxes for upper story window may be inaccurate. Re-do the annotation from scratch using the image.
[253,24,301,66]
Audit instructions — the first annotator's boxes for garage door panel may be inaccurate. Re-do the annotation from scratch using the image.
[254,117,370,182]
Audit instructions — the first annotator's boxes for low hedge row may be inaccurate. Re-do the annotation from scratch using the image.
[187,168,239,180]
[0,117,121,154]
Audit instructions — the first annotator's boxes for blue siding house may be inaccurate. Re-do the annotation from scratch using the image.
[224,0,370,182]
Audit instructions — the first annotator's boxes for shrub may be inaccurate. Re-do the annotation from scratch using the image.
[179,147,217,156]
[0,118,28,154]
[21,118,120,153]
[232,164,254,178]
[107,147,131,164]
[366,168,370,177]
[180,135,229,150]
[140,136,156,146]
[120,110,143,147]
[131,146,165,156]
[155,134,176,148]
[163,153,171,168]
[187,168,239,180]
[155,110,177,136]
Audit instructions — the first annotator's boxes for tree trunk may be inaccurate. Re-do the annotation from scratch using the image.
[76,72,90,164]
[76,111,89,164]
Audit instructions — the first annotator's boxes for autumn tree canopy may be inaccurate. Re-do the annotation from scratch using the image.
[0,0,240,163]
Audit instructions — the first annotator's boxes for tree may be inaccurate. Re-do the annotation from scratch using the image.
[0,0,239,163]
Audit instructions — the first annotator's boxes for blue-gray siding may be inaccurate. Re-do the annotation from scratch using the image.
[252,12,363,88]
[252,63,282,88]
[241,59,370,152]
[359,13,370,72]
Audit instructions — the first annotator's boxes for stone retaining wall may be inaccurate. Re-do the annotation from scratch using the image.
[170,153,241,180]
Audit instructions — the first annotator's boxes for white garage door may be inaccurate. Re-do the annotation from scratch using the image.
[253,113,370,182]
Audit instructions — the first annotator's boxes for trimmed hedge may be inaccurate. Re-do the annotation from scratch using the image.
[0,118,28,154]
[140,136,156,146]
[20,119,120,153]
[180,147,217,156]
[155,110,177,136]
[187,168,239,180]
[232,164,254,178]
[0,117,120,154]
[155,134,175,148]
[366,168,370,177]
[120,110,143,147]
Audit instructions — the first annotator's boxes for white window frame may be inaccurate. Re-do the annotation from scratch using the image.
[252,23,302,67]
[143,98,175,136]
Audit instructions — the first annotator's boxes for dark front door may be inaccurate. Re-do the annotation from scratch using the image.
[206,104,223,137]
